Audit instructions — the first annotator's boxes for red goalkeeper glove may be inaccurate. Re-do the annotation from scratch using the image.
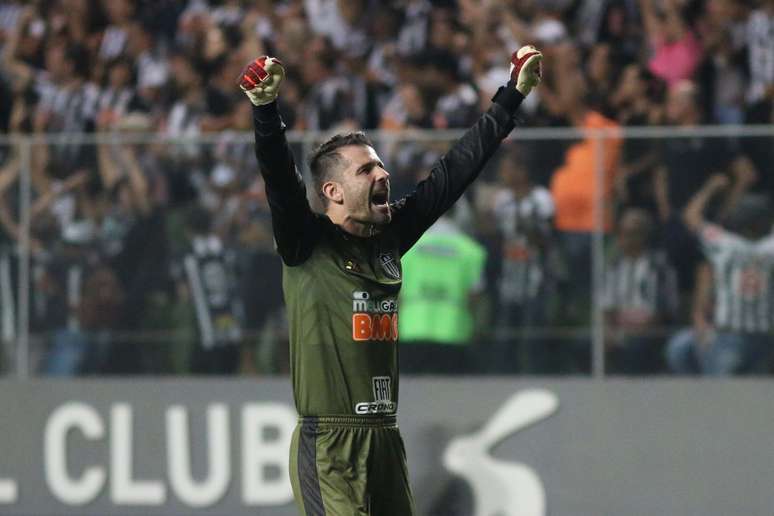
[510,45,543,96]
[238,56,285,106]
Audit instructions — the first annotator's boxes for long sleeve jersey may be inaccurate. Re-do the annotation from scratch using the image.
[253,86,524,417]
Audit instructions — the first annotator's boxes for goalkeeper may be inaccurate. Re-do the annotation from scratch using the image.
[240,47,542,516]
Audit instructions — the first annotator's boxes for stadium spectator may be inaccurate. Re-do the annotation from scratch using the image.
[667,175,774,375]
[98,0,135,63]
[235,175,287,375]
[746,0,774,104]
[77,264,130,374]
[300,36,368,130]
[303,0,369,57]
[95,127,171,370]
[419,49,480,129]
[38,219,96,375]
[697,25,747,124]
[639,0,703,87]
[502,1,570,48]
[96,57,136,124]
[31,38,99,175]
[397,0,432,55]
[584,42,623,116]
[655,80,759,291]
[742,87,774,201]
[610,63,665,216]
[548,60,621,321]
[576,0,643,59]
[489,147,557,374]
[175,206,245,374]
[380,83,433,131]
[604,207,679,374]
[399,212,487,375]
[124,21,169,113]
[0,0,773,377]
[164,51,207,140]
[0,0,771,145]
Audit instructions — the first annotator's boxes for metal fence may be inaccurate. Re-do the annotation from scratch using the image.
[1,124,773,379]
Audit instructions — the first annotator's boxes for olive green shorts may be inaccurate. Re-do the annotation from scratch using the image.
[289,415,416,516]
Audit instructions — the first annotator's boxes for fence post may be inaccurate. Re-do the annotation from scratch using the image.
[591,131,605,379]
[16,138,31,379]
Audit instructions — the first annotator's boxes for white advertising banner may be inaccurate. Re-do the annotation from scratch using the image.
[0,378,772,515]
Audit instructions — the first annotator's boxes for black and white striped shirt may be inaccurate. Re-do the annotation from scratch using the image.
[603,250,679,325]
[36,77,100,133]
[700,224,774,333]
[97,86,134,118]
[182,235,244,349]
[747,8,774,102]
[35,76,100,168]
[493,186,554,304]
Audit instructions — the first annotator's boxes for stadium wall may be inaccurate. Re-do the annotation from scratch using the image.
[0,378,771,516]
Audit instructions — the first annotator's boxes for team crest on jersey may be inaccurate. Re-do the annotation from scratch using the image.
[379,252,401,280]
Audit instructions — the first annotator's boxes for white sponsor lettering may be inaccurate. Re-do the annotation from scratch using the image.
[33,401,300,508]
[443,390,558,516]
[352,291,398,314]
[167,404,230,507]
[44,402,106,505]
[354,401,397,414]
[111,404,166,505]
[355,377,395,414]
[241,404,295,505]
[372,376,391,401]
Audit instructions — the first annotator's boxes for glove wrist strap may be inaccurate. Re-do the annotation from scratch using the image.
[492,83,525,113]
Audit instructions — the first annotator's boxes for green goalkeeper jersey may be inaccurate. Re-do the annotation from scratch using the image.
[283,221,403,416]
[251,86,524,416]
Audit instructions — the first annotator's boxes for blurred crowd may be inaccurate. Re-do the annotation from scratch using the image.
[0,0,773,376]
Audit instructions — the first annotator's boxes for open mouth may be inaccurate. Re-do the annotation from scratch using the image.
[371,190,389,207]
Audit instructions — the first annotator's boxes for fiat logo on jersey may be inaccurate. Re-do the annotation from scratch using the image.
[379,252,401,280]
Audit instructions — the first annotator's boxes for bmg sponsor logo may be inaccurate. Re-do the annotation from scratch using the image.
[351,291,398,342]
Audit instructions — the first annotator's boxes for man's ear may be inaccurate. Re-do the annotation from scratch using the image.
[322,181,344,205]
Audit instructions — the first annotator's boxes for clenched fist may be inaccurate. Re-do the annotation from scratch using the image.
[239,56,285,106]
[509,45,543,96]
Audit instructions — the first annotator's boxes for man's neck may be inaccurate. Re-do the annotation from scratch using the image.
[328,211,377,238]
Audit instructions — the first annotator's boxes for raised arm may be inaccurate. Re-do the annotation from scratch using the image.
[638,0,663,46]
[691,261,714,346]
[391,46,542,254]
[683,174,729,232]
[1,7,36,88]
[662,0,688,42]
[239,56,318,266]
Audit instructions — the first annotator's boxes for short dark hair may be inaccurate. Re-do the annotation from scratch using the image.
[308,131,374,205]
[723,194,773,238]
